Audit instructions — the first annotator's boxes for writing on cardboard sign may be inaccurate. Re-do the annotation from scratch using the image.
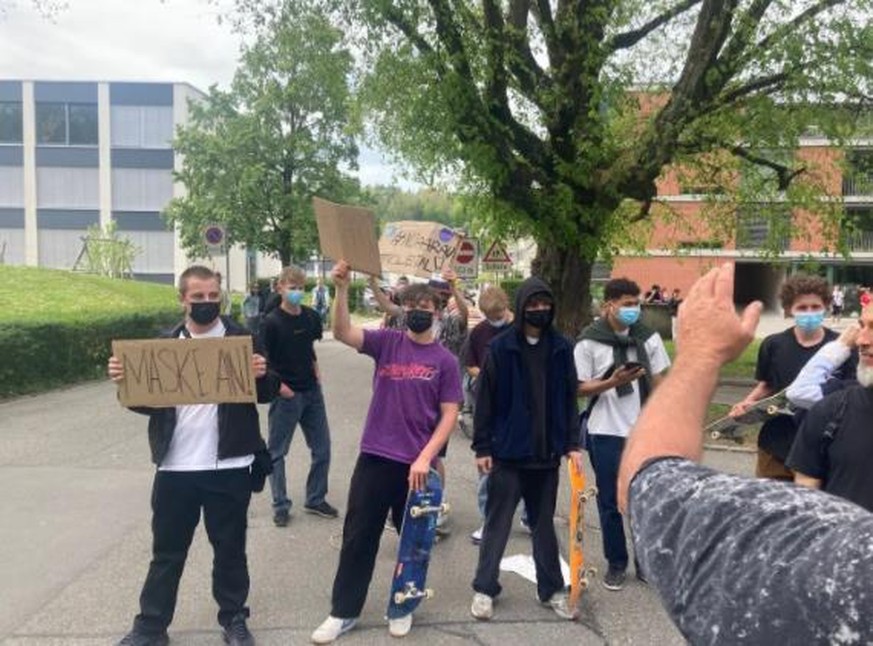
[112,336,256,407]
[379,221,461,278]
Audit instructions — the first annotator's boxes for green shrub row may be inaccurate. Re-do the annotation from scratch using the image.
[0,309,181,399]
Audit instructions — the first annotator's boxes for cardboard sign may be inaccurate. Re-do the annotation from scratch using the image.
[379,221,462,278]
[313,197,382,276]
[112,336,257,407]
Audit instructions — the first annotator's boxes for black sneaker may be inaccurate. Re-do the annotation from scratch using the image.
[602,567,626,591]
[222,614,254,646]
[305,501,339,518]
[273,510,290,527]
[117,630,169,646]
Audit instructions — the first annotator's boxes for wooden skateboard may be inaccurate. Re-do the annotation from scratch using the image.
[706,389,793,442]
[386,469,448,620]
[567,459,597,616]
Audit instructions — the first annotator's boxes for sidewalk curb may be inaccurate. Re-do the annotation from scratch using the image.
[703,442,756,454]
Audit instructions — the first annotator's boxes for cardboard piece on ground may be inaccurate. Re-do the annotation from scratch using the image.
[112,336,256,407]
[313,197,382,276]
[499,553,571,587]
[379,221,462,279]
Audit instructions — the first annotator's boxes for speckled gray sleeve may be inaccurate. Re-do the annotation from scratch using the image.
[629,458,873,645]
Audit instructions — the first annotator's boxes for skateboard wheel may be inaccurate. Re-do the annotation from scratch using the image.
[424,588,434,599]
[710,431,721,440]
[766,405,778,415]
[394,592,406,604]
[441,502,451,514]
[410,506,422,518]
[580,577,589,590]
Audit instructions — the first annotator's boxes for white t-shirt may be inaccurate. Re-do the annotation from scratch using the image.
[159,320,255,472]
[574,331,671,438]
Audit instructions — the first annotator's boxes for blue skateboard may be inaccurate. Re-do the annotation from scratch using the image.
[386,469,447,620]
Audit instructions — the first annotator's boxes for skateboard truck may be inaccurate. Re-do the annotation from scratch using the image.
[410,502,450,518]
[393,582,434,605]
[577,566,597,590]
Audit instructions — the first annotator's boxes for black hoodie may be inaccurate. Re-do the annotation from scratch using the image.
[472,277,580,463]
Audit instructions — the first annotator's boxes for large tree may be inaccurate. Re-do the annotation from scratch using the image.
[346,0,873,332]
[166,3,359,266]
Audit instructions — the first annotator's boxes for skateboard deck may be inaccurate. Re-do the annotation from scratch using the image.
[567,460,596,616]
[387,469,446,620]
[706,389,793,442]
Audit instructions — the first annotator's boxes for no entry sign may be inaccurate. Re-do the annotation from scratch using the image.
[454,238,478,279]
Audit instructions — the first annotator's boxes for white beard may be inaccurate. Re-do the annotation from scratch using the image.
[857,363,873,388]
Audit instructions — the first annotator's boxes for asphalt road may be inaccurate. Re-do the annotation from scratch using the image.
[0,337,756,645]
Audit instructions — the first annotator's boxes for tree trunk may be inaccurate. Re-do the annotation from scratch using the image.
[531,242,594,337]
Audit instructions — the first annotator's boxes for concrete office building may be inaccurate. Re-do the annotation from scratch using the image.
[0,80,273,289]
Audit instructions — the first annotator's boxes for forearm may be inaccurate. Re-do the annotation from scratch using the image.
[786,342,850,409]
[371,281,401,315]
[452,284,469,323]
[618,355,719,512]
[577,377,616,397]
[741,381,773,404]
[419,407,458,462]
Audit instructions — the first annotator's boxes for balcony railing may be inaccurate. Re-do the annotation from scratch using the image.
[843,230,873,252]
[843,175,873,197]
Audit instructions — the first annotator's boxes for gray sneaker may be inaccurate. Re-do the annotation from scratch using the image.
[602,567,626,591]
[543,590,578,620]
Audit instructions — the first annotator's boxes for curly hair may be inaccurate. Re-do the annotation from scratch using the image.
[604,277,641,301]
[780,274,831,310]
[400,284,440,309]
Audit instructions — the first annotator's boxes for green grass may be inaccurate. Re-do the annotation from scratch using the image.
[0,266,180,324]
[663,338,760,381]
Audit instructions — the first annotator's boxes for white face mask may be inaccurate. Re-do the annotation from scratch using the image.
[487,318,507,328]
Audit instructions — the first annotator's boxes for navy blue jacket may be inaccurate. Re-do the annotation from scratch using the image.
[471,277,580,462]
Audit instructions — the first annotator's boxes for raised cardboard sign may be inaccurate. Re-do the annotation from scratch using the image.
[379,221,462,278]
[112,336,256,407]
[313,197,382,276]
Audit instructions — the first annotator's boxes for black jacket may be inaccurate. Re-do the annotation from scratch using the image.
[129,316,280,466]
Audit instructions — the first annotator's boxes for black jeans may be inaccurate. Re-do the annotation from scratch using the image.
[132,468,252,635]
[330,453,410,618]
[588,434,629,570]
[472,462,564,602]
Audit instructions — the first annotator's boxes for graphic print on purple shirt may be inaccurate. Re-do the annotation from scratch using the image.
[358,329,463,464]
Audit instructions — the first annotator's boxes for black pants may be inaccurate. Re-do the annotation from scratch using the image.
[132,468,252,635]
[330,453,410,618]
[472,462,564,602]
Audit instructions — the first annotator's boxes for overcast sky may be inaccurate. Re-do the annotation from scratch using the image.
[0,0,412,187]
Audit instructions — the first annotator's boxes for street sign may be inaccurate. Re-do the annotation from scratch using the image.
[481,240,512,272]
[454,238,478,279]
[204,224,226,254]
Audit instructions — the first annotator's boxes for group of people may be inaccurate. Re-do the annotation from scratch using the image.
[107,261,873,646]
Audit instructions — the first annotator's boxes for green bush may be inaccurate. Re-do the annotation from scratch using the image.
[0,310,180,398]
[499,279,526,310]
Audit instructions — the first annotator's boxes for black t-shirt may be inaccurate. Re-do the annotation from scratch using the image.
[464,320,507,369]
[755,327,839,459]
[787,386,873,512]
[520,335,555,467]
[261,305,322,391]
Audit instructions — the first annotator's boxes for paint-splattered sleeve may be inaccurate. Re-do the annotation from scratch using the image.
[629,457,873,645]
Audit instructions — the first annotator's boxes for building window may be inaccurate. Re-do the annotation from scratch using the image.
[36,102,99,146]
[0,102,23,143]
[110,105,173,148]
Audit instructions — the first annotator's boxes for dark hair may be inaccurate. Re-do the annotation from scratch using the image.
[178,265,216,295]
[400,284,439,308]
[780,274,831,310]
[604,277,641,301]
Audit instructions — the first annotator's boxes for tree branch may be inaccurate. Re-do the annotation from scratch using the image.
[729,146,806,190]
[504,0,553,103]
[756,0,845,53]
[608,0,703,51]
[382,5,438,60]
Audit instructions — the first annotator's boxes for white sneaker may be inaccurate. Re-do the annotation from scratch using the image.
[471,592,493,620]
[544,590,577,620]
[470,526,483,545]
[388,613,413,638]
[311,616,357,644]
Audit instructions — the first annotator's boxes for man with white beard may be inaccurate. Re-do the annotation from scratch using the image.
[786,305,873,511]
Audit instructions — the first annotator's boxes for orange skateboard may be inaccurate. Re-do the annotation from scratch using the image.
[567,460,597,615]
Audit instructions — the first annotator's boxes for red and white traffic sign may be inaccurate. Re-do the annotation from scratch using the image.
[454,238,478,279]
[482,241,512,272]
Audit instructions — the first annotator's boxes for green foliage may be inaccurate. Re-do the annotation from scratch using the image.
[0,266,181,398]
[166,0,360,266]
[362,185,476,232]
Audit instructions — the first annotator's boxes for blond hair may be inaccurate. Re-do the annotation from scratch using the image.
[277,265,306,285]
[478,286,509,317]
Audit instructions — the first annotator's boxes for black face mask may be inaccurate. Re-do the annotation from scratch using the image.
[407,309,434,334]
[524,309,552,329]
[189,301,220,325]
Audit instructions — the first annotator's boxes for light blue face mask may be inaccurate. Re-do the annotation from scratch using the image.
[795,311,825,332]
[617,306,641,327]
[285,289,304,306]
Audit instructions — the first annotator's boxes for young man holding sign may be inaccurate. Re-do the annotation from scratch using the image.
[311,260,462,643]
[107,266,279,646]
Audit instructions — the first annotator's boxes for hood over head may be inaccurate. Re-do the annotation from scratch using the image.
[513,276,555,332]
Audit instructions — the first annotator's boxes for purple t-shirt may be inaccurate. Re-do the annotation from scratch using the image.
[359,329,463,464]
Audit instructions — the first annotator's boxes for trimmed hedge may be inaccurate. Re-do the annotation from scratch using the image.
[0,310,180,399]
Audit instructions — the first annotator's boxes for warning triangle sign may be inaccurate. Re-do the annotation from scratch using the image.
[482,241,512,264]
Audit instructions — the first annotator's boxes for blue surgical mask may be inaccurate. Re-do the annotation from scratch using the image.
[285,289,304,306]
[795,311,825,332]
[617,306,641,327]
